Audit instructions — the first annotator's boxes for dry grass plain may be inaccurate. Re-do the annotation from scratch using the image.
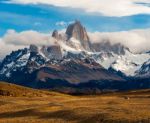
[0,82,150,123]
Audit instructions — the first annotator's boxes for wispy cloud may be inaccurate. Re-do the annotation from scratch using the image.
[55,21,67,26]
[5,0,150,17]
[89,28,150,53]
[3,29,55,46]
[0,28,150,60]
[55,21,75,27]
[0,38,24,60]
[0,29,56,59]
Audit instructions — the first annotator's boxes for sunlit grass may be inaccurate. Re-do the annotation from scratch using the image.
[0,82,150,123]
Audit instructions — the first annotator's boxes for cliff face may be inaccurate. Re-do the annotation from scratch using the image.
[66,20,91,51]
[52,30,59,39]
[52,30,62,40]
[41,45,63,60]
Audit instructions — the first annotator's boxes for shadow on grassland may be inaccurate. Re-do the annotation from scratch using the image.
[0,108,150,123]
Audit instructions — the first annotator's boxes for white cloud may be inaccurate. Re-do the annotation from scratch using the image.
[0,28,150,60]
[56,21,67,26]
[3,29,55,46]
[55,21,75,27]
[0,29,56,60]
[0,39,24,60]
[7,0,150,17]
[88,28,150,53]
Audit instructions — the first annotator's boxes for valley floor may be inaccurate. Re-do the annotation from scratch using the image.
[0,93,150,123]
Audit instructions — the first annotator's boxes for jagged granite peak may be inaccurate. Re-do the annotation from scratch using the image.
[29,44,38,53]
[52,30,59,39]
[66,20,91,51]
[0,47,46,78]
[41,45,63,60]
[52,30,63,40]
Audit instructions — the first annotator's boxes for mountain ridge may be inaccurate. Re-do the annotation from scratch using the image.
[0,20,150,93]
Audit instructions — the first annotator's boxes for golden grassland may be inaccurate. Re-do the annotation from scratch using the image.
[0,82,150,123]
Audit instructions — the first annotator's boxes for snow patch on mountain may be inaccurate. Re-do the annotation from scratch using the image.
[0,20,150,78]
[109,50,150,76]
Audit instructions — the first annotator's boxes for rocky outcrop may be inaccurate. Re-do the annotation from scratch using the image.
[136,59,150,78]
[30,44,38,53]
[35,58,124,84]
[66,20,91,51]
[52,30,62,40]
[41,45,63,60]
[52,30,59,39]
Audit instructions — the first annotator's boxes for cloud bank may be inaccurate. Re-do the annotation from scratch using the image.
[0,30,56,60]
[0,28,150,60]
[88,28,150,53]
[3,30,56,46]
[0,39,24,60]
[6,0,150,17]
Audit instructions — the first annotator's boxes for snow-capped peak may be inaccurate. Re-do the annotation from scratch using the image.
[109,50,150,76]
[0,20,150,78]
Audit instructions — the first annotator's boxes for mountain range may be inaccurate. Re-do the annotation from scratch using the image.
[0,20,150,94]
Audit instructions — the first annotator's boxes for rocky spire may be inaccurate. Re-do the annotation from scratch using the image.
[29,44,38,53]
[52,30,59,39]
[52,30,63,40]
[66,20,91,51]
[41,45,62,60]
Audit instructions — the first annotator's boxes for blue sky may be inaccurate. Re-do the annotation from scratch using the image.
[0,0,150,36]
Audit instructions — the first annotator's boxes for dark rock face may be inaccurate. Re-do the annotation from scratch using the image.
[30,44,38,53]
[36,58,123,84]
[136,59,150,78]
[0,48,46,82]
[52,30,59,38]
[47,45,62,59]
[52,30,62,40]
[66,20,91,51]
[66,21,89,41]
[41,45,63,60]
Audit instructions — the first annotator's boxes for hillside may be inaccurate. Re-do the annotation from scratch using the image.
[0,87,150,123]
[0,82,67,97]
